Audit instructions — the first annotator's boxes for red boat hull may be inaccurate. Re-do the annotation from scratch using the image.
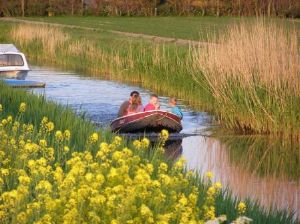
[110,110,182,133]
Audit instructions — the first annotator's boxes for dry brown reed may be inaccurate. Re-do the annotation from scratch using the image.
[193,20,300,95]
[11,24,69,56]
[192,20,300,135]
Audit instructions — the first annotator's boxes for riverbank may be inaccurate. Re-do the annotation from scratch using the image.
[1,17,299,139]
[0,83,297,223]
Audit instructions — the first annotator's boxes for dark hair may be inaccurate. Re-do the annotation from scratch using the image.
[130,91,139,97]
[150,94,158,99]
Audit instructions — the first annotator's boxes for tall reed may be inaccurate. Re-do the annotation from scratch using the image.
[192,20,300,135]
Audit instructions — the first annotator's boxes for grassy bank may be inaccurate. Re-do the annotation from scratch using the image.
[0,18,299,137]
[0,84,296,223]
[18,16,300,41]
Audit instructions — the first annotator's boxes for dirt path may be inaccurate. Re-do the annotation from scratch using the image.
[1,17,210,47]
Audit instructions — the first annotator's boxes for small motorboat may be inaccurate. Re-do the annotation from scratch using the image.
[0,44,30,80]
[110,110,182,133]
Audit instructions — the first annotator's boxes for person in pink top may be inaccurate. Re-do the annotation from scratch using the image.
[144,94,160,111]
[127,95,143,115]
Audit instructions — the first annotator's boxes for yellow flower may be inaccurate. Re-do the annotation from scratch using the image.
[7,115,12,123]
[17,212,27,223]
[204,206,216,220]
[35,180,52,193]
[238,202,246,214]
[41,116,48,125]
[64,146,70,153]
[55,131,63,141]
[205,171,213,180]
[114,136,122,145]
[89,132,99,143]
[2,119,7,126]
[27,124,34,132]
[214,182,222,190]
[18,176,31,185]
[64,130,71,141]
[178,195,188,206]
[141,137,150,148]
[159,163,168,173]
[133,140,141,149]
[160,129,169,141]
[85,173,94,182]
[140,204,153,217]
[46,122,54,132]
[19,102,26,113]
[39,139,47,147]
[1,168,9,176]
[173,157,186,171]
[207,186,216,197]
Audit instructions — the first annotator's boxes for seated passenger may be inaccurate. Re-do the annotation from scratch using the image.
[118,91,139,117]
[169,97,183,119]
[144,94,160,111]
[127,95,143,115]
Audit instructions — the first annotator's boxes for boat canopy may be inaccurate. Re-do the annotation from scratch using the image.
[0,44,20,53]
[0,44,29,71]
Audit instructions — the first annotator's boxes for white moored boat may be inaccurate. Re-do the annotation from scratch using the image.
[0,44,30,80]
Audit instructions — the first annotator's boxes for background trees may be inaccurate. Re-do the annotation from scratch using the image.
[0,0,299,17]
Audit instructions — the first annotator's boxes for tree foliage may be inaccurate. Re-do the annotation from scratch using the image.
[0,0,299,17]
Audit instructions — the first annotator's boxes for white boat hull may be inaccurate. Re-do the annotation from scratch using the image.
[0,70,28,80]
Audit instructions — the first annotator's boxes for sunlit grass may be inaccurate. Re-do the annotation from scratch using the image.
[0,85,296,223]
[192,20,300,136]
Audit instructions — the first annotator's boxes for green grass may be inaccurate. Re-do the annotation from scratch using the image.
[0,83,297,223]
[17,16,300,41]
[1,18,299,138]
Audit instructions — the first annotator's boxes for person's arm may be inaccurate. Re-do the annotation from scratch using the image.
[155,102,160,110]
[118,101,129,117]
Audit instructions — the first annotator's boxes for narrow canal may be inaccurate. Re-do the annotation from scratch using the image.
[28,67,299,219]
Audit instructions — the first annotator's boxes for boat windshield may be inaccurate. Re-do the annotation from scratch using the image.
[0,54,24,67]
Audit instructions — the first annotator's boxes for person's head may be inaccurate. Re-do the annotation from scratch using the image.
[129,94,141,111]
[129,91,140,102]
[150,94,159,105]
[130,91,139,97]
[131,94,140,105]
[169,97,177,107]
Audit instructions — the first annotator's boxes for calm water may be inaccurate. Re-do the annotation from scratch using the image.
[28,67,299,219]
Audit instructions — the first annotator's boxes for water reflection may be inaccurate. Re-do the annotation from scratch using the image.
[164,139,183,160]
[181,135,299,219]
[27,67,299,219]
[221,135,300,180]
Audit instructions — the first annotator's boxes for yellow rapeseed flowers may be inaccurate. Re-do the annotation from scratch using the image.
[19,102,26,113]
[160,129,169,141]
[238,202,247,214]
[0,104,250,224]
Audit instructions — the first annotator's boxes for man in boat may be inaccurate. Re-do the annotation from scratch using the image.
[118,91,140,117]
[144,94,160,111]
[169,97,183,119]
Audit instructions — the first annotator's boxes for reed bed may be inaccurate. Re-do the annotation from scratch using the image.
[8,21,300,138]
[192,21,300,135]
[11,25,69,56]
